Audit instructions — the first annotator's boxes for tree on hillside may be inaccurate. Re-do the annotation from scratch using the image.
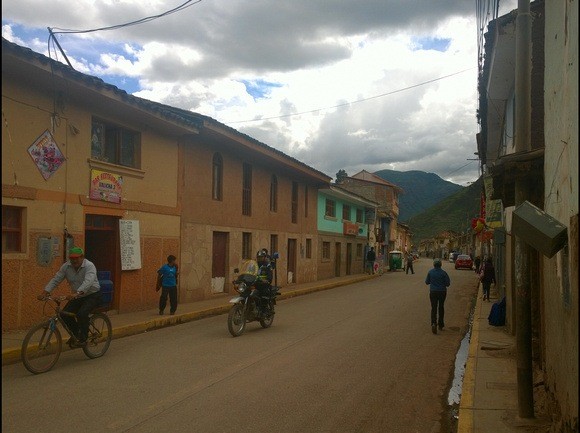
[335,169,348,183]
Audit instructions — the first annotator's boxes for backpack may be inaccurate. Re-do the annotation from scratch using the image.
[488,297,506,326]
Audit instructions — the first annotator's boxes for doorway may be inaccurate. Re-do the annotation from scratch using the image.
[346,243,352,275]
[85,214,120,309]
[335,242,341,277]
[287,238,297,284]
[211,232,228,293]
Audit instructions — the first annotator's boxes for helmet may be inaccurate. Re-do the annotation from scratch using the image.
[257,249,269,264]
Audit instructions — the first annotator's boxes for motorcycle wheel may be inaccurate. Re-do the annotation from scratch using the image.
[228,304,246,337]
[259,304,275,329]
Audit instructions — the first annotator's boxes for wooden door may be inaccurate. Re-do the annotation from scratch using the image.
[287,238,297,284]
[212,232,228,293]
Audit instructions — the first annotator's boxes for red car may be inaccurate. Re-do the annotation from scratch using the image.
[454,255,473,270]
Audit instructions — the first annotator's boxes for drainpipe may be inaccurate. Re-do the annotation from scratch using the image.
[514,0,534,419]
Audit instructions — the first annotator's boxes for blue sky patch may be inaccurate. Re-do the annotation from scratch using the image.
[241,79,282,100]
[412,37,451,52]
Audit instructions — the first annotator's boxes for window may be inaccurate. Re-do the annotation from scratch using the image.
[91,119,141,168]
[304,186,308,218]
[242,232,252,259]
[322,241,331,259]
[2,206,23,253]
[270,175,278,212]
[291,182,298,223]
[270,234,278,256]
[342,204,351,221]
[325,199,336,218]
[212,153,223,200]
[305,239,312,259]
[356,243,363,258]
[356,209,363,223]
[242,163,252,216]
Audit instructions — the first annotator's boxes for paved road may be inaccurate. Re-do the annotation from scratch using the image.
[2,260,478,433]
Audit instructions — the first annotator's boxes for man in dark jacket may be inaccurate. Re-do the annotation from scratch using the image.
[425,258,451,334]
[480,257,496,301]
[366,247,376,274]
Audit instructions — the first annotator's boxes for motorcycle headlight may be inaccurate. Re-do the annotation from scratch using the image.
[238,282,247,293]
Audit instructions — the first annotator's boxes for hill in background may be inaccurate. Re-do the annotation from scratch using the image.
[373,169,463,222]
[407,176,483,245]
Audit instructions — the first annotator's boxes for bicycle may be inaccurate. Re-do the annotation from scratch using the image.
[21,295,112,374]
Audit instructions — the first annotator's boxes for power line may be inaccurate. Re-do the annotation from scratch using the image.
[50,0,203,35]
[224,67,476,125]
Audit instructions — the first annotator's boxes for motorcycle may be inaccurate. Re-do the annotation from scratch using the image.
[227,254,280,337]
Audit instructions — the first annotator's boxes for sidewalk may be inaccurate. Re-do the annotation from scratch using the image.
[3,273,549,432]
[457,283,551,433]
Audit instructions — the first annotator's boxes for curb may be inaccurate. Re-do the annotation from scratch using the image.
[457,283,482,433]
[3,275,377,366]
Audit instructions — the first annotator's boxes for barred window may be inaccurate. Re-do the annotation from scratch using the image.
[242,163,252,216]
[212,153,223,201]
[2,206,23,253]
[322,241,331,259]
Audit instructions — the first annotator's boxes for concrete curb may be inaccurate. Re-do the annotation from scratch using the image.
[3,275,378,366]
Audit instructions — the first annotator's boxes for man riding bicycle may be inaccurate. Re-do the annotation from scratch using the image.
[39,246,102,347]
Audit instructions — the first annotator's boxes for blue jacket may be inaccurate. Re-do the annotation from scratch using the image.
[425,267,450,292]
[158,264,178,287]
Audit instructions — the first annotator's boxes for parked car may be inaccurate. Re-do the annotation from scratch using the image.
[454,254,473,270]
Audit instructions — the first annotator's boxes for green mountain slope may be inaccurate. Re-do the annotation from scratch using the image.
[373,169,463,222]
[408,177,483,244]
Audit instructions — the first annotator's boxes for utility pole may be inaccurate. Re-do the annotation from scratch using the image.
[514,0,534,419]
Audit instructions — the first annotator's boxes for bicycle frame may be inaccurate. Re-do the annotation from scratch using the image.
[21,295,112,374]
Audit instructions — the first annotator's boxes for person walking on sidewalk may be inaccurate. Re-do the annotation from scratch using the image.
[157,255,179,315]
[40,246,102,347]
[366,247,376,275]
[405,253,415,274]
[425,258,450,334]
[480,256,496,301]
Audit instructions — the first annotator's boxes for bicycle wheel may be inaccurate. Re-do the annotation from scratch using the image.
[82,312,112,359]
[21,320,62,374]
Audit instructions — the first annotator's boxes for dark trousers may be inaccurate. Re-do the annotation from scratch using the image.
[61,291,102,341]
[429,291,447,326]
[159,286,178,314]
[406,263,414,274]
[482,281,492,300]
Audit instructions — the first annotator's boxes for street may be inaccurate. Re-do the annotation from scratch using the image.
[2,260,479,433]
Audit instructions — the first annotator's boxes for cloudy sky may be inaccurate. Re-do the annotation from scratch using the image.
[2,0,517,185]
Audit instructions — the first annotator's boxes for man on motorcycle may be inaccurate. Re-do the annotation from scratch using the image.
[255,249,273,315]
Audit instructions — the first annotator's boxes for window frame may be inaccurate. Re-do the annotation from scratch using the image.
[212,153,223,201]
[91,118,141,169]
[325,199,336,218]
[242,163,252,216]
[2,205,24,253]
[291,181,298,223]
[270,175,278,212]
[242,232,252,260]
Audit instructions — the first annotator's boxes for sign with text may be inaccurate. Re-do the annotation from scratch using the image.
[119,220,142,270]
[90,169,122,204]
[485,199,504,228]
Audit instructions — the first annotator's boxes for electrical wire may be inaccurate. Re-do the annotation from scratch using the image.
[50,0,203,35]
[224,67,476,125]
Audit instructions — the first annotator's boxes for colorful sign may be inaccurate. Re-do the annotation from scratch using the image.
[28,130,65,180]
[485,199,504,228]
[90,169,122,203]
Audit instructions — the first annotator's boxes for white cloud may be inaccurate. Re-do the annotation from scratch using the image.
[1,0,505,185]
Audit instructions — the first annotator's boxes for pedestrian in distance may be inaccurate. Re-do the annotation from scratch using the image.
[366,247,376,275]
[425,258,451,334]
[39,246,102,347]
[480,256,496,301]
[474,256,481,274]
[157,254,179,315]
[405,253,415,274]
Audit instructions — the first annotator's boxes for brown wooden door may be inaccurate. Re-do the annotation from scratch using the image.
[346,243,352,275]
[335,242,341,277]
[287,238,297,284]
[212,232,228,293]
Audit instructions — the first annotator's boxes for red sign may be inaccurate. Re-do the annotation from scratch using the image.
[343,222,359,236]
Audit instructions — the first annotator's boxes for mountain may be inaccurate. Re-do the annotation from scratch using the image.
[373,169,463,222]
[407,177,483,244]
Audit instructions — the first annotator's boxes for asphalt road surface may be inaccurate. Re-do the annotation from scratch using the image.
[2,259,479,433]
